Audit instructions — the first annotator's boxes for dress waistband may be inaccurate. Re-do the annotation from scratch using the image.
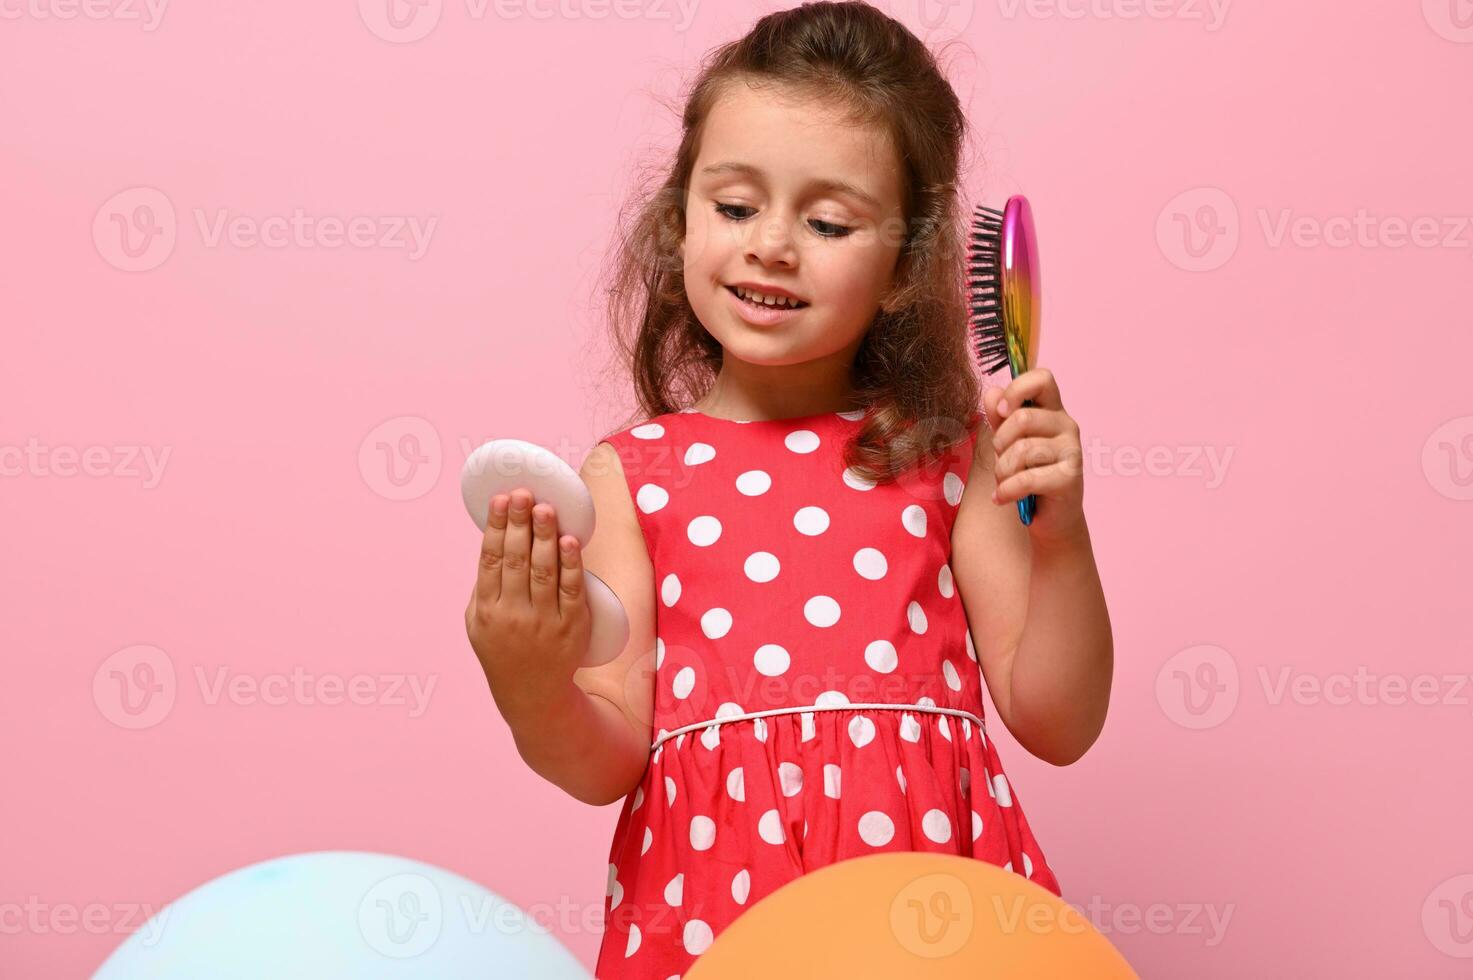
[650,702,986,752]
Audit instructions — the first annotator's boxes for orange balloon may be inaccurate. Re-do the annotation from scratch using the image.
[685,852,1138,979]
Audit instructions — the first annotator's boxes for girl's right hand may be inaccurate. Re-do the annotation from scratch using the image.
[465,488,592,716]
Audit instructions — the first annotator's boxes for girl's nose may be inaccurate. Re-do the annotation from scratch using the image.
[745,211,798,267]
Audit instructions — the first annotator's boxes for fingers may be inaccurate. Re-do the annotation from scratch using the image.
[527,501,562,615]
[994,435,1068,487]
[500,488,534,603]
[474,492,512,606]
[994,458,1078,504]
[557,532,585,620]
[991,400,1076,458]
[995,367,1063,417]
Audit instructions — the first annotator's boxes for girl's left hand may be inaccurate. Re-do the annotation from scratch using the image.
[982,368,1087,548]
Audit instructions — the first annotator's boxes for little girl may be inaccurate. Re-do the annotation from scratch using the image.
[466,3,1113,976]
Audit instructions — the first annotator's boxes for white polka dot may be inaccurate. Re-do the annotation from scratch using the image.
[610,878,623,909]
[899,713,921,742]
[779,762,803,796]
[938,715,952,741]
[690,815,716,851]
[655,637,665,668]
[701,607,732,639]
[745,552,780,582]
[636,483,669,514]
[785,429,820,454]
[923,809,953,844]
[858,811,895,847]
[672,666,695,699]
[715,702,744,721]
[631,786,644,811]
[853,547,888,580]
[753,717,768,742]
[687,515,721,546]
[700,725,720,750]
[896,765,907,793]
[753,644,790,676]
[625,923,641,956]
[801,711,815,741]
[736,470,771,495]
[726,766,746,801]
[794,506,830,535]
[944,471,964,506]
[823,764,842,798]
[902,504,927,537]
[815,689,850,709]
[943,660,962,691]
[1023,852,1035,877]
[965,630,977,662]
[843,467,876,491]
[849,715,876,748]
[683,919,713,955]
[665,776,677,804]
[641,826,652,854]
[804,595,841,627]
[631,423,665,440]
[907,601,928,634]
[661,574,681,606]
[864,640,898,673]
[664,872,684,906]
[972,810,983,841]
[684,442,716,466]
[993,774,1013,807]
[938,564,954,598]
[962,718,972,741]
[758,809,786,844]
[732,869,751,904]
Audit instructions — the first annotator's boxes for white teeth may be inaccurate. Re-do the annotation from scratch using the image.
[735,286,802,308]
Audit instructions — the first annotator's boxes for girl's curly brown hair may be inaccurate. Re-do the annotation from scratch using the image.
[594,0,984,484]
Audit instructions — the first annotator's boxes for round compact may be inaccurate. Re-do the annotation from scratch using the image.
[460,438,628,668]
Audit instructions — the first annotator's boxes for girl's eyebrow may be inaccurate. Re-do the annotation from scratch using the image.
[699,161,881,210]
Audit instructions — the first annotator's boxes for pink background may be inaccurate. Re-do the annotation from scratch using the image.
[3,0,1471,976]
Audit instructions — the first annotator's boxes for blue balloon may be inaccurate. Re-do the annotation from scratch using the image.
[93,851,590,979]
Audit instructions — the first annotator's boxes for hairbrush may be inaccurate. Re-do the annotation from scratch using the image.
[966,194,1042,526]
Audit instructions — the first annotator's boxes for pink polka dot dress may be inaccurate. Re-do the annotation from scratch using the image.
[592,407,1060,978]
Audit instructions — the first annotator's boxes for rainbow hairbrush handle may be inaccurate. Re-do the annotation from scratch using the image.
[967,194,1042,526]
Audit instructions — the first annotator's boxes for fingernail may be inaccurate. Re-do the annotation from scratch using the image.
[998,398,1009,415]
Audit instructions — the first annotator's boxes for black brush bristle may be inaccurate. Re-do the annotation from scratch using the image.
[966,203,1011,376]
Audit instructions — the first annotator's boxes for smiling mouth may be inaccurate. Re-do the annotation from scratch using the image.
[725,285,810,310]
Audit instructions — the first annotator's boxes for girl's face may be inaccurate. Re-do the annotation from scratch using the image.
[683,83,907,370]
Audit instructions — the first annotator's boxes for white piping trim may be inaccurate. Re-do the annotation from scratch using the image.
[650,702,985,752]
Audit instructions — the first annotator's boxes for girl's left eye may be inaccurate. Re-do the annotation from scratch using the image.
[712,203,853,239]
